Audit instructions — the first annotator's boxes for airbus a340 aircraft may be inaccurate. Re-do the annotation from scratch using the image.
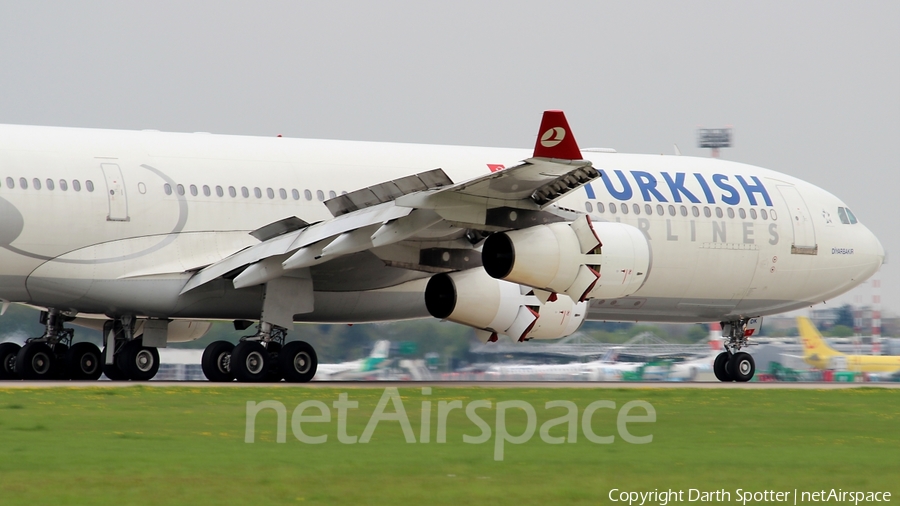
[0,111,884,383]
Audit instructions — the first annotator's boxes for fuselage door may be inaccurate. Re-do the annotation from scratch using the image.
[100,163,129,221]
[777,185,816,254]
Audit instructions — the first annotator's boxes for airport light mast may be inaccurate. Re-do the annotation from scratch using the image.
[697,128,732,158]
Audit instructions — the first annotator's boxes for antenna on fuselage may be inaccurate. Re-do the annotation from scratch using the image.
[697,127,732,158]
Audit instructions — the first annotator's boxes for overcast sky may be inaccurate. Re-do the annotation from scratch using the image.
[1,1,898,315]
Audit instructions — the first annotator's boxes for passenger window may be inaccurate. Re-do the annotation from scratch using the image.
[304,189,312,201]
[241,187,249,198]
[292,189,300,200]
[33,178,41,190]
[837,207,850,224]
[73,180,81,191]
[656,204,664,216]
[770,210,777,220]
[164,184,172,195]
[229,186,237,198]
[190,184,198,196]
[5,177,13,188]
[19,178,27,189]
[620,203,628,214]
[644,204,652,215]
[279,188,287,200]
[266,188,274,199]
[845,208,858,224]
[668,205,675,216]
[329,190,337,199]
[46,179,54,190]
[715,207,723,218]
[760,209,768,220]
[597,202,605,213]
[203,185,211,197]
[86,180,94,192]
[739,208,746,219]
[585,202,593,213]
[254,187,262,199]
[316,190,324,201]
[176,184,185,196]
[727,208,735,219]
[691,206,699,217]
[59,180,68,191]
[216,186,224,197]
[749,208,757,220]
[609,202,616,214]
[703,207,711,218]
[632,203,640,215]
[679,205,687,217]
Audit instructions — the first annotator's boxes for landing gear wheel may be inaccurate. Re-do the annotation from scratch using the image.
[265,342,283,382]
[66,342,103,380]
[201,341,235,382]
[51,343,69,379]
[280,341,317,383]
[714,352,733,382]
[231,341,269,382]
[0,343,22,380]
[116,339,160,381]
[101,348,128,381]
[729,352,755,382]
[15,342,55,380]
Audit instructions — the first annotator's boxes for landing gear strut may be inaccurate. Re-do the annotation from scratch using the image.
[714,318,758,383]
[201,321,318,383]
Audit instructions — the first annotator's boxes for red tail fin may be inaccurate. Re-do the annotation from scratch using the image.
[533,110,583,160]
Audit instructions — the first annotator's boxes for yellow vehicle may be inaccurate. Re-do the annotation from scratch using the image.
[797,317,900,373]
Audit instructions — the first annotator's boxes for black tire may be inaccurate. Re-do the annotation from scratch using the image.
[231,341,269,383]
[201,341,235,382]
[15,342,55,380]
[265,342,283,382]
[280,341,317,383]
[101,347,129,380]
[730,352,755,382]
[51,343,69,379]
[0,343,21,380]
[116,339,160,381]
[713,352,733,382]
[66,342,103,380]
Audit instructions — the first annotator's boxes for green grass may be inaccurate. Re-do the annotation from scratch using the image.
[0,386,898,505]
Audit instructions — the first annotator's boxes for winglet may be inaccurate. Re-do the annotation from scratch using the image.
[533,110,583,160]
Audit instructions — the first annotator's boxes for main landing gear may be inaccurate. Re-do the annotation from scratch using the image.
[201,322,318,383]
[100,317,161,381]
[0,309,104,381]
[713,318,757,382]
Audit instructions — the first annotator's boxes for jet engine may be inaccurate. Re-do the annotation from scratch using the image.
[481,215,650,301]
[424,268,587,342]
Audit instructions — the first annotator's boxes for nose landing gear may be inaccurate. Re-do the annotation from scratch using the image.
[714,318,759,383]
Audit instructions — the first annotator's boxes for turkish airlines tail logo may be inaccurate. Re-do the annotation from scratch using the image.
[533,110,582,160]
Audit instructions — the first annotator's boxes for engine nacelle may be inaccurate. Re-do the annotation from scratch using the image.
[482,216,650,301]
[424,268,587,342]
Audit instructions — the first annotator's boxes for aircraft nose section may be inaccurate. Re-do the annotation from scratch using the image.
[862,226,885,277]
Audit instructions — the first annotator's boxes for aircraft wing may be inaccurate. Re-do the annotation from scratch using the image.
[180,110,598,295]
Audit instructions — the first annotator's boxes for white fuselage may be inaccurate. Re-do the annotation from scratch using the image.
[0,124,884,325]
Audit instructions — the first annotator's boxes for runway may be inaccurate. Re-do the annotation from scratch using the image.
[2,380,899,389]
